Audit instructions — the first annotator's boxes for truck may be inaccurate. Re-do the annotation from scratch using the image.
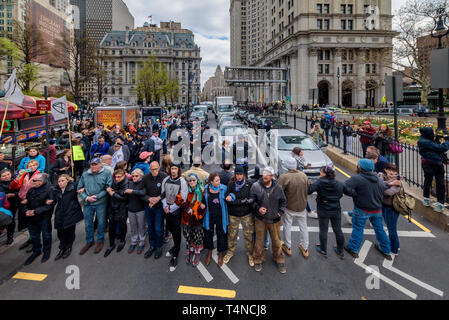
[214,96,235,119]
[94,106,140,130]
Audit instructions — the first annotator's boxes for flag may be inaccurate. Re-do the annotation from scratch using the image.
[51,96,68,121]
[3,68,24,106]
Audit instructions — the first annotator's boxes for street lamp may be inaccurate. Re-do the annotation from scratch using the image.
[337,67,341,108]
[431,7,449,132]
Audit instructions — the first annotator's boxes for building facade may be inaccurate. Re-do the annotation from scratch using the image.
[202,65,230,101]
[99,21,202,105]
[49,0,68,13]
[230,0,396,107]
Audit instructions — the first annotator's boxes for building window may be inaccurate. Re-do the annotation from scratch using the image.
[324,19,330,30]
[317,4,322,14]
[341,20,346,30]
[325,64,330,74]
[348,20,353,30]
[323,4,329,14]
[348,4,353,14]
[341,4,346,14]
[318,64,323,74]
[317,19,323,30]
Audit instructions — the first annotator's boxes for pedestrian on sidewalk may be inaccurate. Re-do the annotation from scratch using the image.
[77,158,113,255]
[53,174,83,261]
[104,169,128,257]
[176,173,206,267]
[23,173,55,265]
[342,120,354,154]
[418,127,449,212]
[250,167,287,274]
[344,159,397,261]
[224,166,255,267]
[357,121,376,158]
[125,169,147,255]
[308,166,354,259]
[203,172,229,267]
[1,169,18,246]
[278,158,309,259]
[380,163,402,256]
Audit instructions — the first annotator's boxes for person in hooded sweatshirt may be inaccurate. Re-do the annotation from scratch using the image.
[344,159,400,261]
[308,165,354,259]
[418,127,449,212]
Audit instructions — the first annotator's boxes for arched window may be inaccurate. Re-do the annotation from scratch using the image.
[111,87,115,95]
[104,88,108,94]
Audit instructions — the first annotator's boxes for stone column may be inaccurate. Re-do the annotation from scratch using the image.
[355,49,367,106]
[308,48,318,105]
[297,44,309,105]
[290,53,299,105]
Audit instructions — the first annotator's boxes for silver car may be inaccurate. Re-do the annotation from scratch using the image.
[267,129,333,181]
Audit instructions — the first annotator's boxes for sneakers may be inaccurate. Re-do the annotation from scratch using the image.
[333,247,344,260]
[166,247,174,257]
[24,252,41,266]
[128,244,137,254]
[277,263,287,274]
[281,243,292,256]
[342,211,352,225]
[223,252,234,264]
[248,255,255,267]
[423,198,431,207]
[137,245,145,255]
[308,211,318,219]
[315,244,327,257]
[299,244,309,259]
[433,202,445,213]
[263,245,269,251]
[254,263,262,272]
[169,257,178,272]
[79,242,95,255]
[344,245,359,258]
[144,247,156,259]
[374,243,392,261]
[192,253,201,267]
[154,248,163,259]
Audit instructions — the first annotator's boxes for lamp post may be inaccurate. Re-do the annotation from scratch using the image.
[337,67,341,108]
[431,7,449,132]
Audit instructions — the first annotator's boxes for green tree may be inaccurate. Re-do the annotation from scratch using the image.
[137,55,170,105]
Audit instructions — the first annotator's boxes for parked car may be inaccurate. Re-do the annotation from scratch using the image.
[253,116,289,130]
[192,105,209,120]
[189,110,207,123]
[266,128,333,181]
[371,108,417,117]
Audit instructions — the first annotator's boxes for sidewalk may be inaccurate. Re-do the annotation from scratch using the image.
[325,145,449,233]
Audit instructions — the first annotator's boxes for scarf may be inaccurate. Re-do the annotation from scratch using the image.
[209,185,219,192]
[188,174,203,205]
[235,179,245,193]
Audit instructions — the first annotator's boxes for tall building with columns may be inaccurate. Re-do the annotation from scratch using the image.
[230,0,396,107]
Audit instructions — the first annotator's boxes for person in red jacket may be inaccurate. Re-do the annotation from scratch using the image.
[358,121,377,157]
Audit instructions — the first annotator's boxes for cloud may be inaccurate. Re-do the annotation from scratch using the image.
[124,0,230,88]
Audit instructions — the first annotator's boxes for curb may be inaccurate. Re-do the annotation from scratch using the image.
[326,145,449,234]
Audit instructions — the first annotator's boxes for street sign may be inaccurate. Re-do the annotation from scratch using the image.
[36,100,51,111]
[385,76,404,102]
[431,48,449,89]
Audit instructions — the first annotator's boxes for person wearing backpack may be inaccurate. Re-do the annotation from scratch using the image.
[380,163,402,256]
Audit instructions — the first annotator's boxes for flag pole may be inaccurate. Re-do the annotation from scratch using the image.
[0,97,11,141]
[67,111,74,178]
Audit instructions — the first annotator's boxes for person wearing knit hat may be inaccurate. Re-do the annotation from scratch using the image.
[344,157,398,261]
[278,157,310,259]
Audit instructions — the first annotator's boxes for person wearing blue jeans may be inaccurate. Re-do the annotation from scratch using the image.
[145,206,164,255]
[344,159,398,260]
[77,158,113,255]
[382,207,399,254]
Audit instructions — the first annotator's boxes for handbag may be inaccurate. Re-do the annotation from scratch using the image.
[392,185,415,222]
[389,140,403,154]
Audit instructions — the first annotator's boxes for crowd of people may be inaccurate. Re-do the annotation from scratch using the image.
[0,105,415,276]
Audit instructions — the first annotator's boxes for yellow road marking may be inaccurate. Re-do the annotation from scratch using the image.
[335,166,432,233]
[405,216,431,233]
[178,285,236,299]
[12,272,47,281]
[335,166,351,178]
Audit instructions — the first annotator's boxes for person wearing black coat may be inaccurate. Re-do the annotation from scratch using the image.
[0,169,18,245]
[307,166,355,258]
[24,173,56,266]
[104,169,129,257]
[53,175,83,260]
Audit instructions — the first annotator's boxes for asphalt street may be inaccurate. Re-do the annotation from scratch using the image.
[0,110,448,300]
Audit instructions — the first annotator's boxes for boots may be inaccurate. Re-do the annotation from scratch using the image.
[205,250,212,266]
[218,252,224,267]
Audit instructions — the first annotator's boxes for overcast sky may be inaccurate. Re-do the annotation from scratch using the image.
[123,0,408,89]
